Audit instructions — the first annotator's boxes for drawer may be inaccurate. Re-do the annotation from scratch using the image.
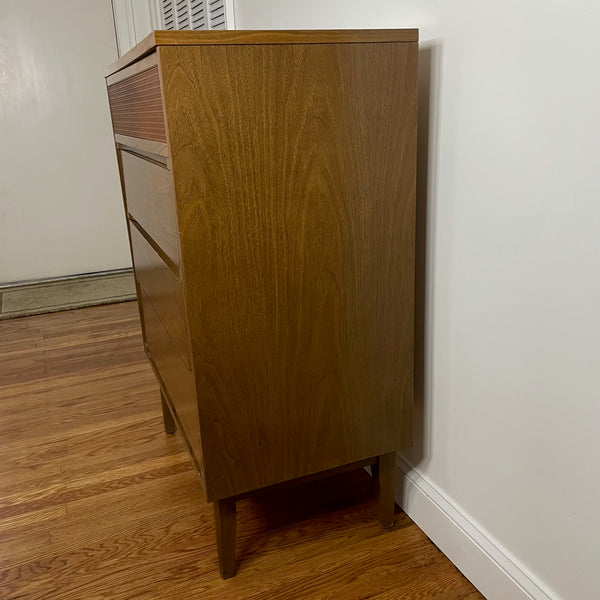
[107,54,166,143]
[130,224,189,368]
[121,149,180,268]
[140,289,203,471]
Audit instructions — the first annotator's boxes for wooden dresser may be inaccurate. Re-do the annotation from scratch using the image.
[105,29,418,578]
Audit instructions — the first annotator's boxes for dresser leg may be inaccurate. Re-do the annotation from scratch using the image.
[375,452,396,529]
[160,390,176,434]
[214,497,237,579]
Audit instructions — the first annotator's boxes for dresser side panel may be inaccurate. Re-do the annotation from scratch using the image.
[161,42,417,501]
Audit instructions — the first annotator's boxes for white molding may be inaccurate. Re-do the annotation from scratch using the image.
[112,0,134,56]
[148,0,162,29]
[224,0,236,29]
[125,0,137,49]
[112,0,159,56]
[395,454,561,600]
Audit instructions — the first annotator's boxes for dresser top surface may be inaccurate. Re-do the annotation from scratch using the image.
[105,29,419,77]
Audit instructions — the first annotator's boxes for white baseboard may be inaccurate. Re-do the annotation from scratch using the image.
[395,454,559,600]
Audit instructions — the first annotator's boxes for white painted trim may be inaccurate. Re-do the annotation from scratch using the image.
[124,0,137,49]
[110,0,122,56]
[224,0,236,29]
[152,0,164,29]
[395,454,561,600]
[148,0,161,29]
[112,0,134,56]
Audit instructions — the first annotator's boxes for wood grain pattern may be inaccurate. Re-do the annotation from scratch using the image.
[160,41,417,501]
[214,497,237,579]
[0,302,484,599]
[120,149,180,269]
[139,292,203,484]
[161,386,176,434]
[105,29,420,76]
[130,224,189,367]
[107,65,167,143]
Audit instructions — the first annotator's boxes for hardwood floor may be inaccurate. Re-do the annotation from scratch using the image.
[0,302,484,600]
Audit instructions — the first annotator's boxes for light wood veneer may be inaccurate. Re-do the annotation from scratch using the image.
[106,29,418,579]
[121,150,180,268]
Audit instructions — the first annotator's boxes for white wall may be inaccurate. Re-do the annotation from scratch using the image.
[235,3,600,600]
[0,0,130,284]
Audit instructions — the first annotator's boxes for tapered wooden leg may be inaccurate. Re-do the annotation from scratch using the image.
[375,452,396,528]
[214,497,237,579]
[160,390,176,434]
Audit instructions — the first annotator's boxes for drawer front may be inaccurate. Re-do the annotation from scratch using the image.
[121,149,180,268]
[130,225,189,368]
[140,289,203,471]
[107,63,166,143]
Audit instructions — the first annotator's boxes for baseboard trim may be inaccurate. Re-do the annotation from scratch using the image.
[0,269,136,319]
[395,454,559,600]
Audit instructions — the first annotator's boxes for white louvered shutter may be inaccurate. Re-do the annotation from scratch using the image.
[160,0,228,30]
[175,0,190,29]
[207,0,226,29]
[161,0,175,30]
[190,0,207,30]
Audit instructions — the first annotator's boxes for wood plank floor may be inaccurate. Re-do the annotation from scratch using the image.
[0,302,484,600]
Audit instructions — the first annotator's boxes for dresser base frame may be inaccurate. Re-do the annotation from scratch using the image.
[162,391,396,579]
[211,452,397,579]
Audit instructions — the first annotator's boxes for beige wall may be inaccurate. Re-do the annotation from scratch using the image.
[0,0,131,284]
